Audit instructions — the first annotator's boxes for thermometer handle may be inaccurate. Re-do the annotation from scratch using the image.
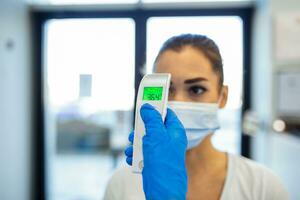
[132,73,171,173]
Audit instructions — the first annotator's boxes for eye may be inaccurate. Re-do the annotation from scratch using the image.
[189,85,206,95]
[169,86,175,95]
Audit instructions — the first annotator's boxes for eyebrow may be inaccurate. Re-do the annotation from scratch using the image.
[184,77,208,84]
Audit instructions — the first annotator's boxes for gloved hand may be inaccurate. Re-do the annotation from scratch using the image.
[124,131,134,166]
[124,103,188,200]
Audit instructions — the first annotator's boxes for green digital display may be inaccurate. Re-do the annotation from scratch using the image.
[143,87,163,101]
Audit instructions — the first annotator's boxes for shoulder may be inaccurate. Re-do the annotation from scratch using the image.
[226,154,288,200]
[231,154,274,179]
[107,165,135,185]
[103,166,144,200]
[232,154,283,186]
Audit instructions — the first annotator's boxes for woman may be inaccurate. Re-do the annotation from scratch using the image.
[104,34,288,200]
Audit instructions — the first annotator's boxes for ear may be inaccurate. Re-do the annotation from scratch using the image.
[219,85,228,109]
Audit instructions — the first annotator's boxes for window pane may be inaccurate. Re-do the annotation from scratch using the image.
[44,18,135,199]
[143,0,252,2]
[147,16,243,154]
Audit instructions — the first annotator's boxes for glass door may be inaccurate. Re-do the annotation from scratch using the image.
[39,10,250,199]
[146,16,243,154]
[44,18,135,200]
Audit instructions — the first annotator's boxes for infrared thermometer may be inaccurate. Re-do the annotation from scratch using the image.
[132,73,171,173]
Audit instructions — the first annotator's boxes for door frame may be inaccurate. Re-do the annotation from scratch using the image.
[31,6,253,200]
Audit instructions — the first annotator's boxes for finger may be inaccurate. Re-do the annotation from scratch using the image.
[128,131,134,144]
[126,157,132,166]
[165,108,186,141]
[140,103,164,133]
[124,146,133,157]
[165,108,184,129]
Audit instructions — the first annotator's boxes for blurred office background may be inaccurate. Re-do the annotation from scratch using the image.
[0,0,300,199]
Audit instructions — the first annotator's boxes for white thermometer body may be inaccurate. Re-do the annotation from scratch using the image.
[132,73,171,173]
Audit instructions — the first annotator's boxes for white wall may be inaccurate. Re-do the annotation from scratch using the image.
[0,0,32,199]
[251,0,300,199]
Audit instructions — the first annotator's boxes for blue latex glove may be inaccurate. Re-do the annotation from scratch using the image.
[125,103,187,200]
[124,131,134,165]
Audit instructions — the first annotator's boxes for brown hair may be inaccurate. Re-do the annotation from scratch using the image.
[154,34,224,89]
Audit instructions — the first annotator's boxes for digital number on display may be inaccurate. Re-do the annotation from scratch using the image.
[143,87,163,101]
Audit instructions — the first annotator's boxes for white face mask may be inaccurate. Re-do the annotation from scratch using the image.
[168,101,220,149]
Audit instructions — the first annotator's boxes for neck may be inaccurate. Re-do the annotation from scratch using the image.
[185,134,226,175]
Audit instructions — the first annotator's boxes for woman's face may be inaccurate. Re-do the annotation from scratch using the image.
[155,46,228,108]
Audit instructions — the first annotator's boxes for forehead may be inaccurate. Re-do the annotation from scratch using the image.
[155,47,218,82]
